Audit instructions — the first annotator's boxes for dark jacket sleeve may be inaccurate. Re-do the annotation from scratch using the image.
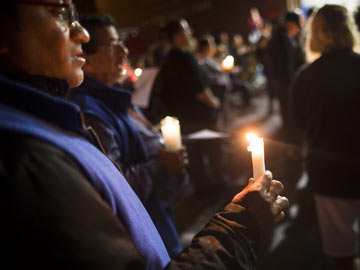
[167,204,258,270]
[167,190,274,270]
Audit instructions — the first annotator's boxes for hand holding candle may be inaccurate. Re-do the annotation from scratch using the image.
[160,116,182,152]
[232,133,288,223]
[247,132,265,179]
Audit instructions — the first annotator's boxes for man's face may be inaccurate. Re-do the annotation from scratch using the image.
[287,22,300,38]
[84,25,128,86]
[5,0,89,88]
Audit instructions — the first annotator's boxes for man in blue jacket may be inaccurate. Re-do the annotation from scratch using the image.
[69,13,189,257]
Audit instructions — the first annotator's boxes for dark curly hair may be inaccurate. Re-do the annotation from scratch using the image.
[79,13,117,54]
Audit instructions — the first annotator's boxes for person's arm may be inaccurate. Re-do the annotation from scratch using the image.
[196,87,221,109]
[167,204,257,269]
[183,52,221,109]
[167,172,288,269]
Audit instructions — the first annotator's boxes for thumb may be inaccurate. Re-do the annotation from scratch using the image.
[253,170,272,192]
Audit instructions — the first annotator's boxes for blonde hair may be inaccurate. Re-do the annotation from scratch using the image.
[309,4,356,54]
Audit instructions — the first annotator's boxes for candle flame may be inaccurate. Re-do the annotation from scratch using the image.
[222,55,234,70]
[247,132,260,152]
[161,116,179,126]
[246,132,258,142]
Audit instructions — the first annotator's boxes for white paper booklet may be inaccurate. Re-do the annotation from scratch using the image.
[131,67,159,108]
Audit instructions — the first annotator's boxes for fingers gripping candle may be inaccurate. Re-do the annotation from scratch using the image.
[247,132,265,179]
[161,116,182,152]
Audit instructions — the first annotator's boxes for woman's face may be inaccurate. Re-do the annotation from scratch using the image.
[5,0,89,88]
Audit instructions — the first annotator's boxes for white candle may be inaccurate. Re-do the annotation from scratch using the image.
[247,132,265,179]
[160,116,182,152]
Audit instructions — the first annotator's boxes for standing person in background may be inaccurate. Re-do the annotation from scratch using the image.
[217,31,231,59]
[69,13,189,258]
[196,34,232,123]
[149,19,227,192]
[149,25,171,67]
[248,7,264,44]
[149,18,220,132]
[291,5,360,270]
[230,33,253,108]
[255,20,274,114]
[267,11,304,141]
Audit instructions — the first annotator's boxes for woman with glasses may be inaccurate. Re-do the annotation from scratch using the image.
[0,1,288,269]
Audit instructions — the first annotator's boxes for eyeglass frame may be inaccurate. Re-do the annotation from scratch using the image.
[97,40,127,52]
[17,1,78,25]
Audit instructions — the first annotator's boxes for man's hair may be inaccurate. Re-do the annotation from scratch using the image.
[309,4,355,53]
[281,11,301,27]
[197,34,215,52]
[79,13,117,54]
[163,19,185,42]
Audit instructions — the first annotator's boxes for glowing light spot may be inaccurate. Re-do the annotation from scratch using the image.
[222,55,234,70]
[246,132,258,142]
[134,68,143,77]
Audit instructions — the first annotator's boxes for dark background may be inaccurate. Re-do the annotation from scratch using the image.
[74,0,293,56]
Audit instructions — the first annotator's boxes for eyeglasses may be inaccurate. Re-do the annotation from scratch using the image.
[99,40,127,52]
[17,1,78,25]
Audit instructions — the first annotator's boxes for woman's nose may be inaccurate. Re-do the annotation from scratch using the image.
[70,21,90,44]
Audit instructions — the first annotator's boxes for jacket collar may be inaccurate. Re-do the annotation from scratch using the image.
[71,76,131,115]
[0,74,86,137]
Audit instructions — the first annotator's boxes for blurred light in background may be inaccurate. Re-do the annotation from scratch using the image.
[301,0,360,13]
[134,68,143,77]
